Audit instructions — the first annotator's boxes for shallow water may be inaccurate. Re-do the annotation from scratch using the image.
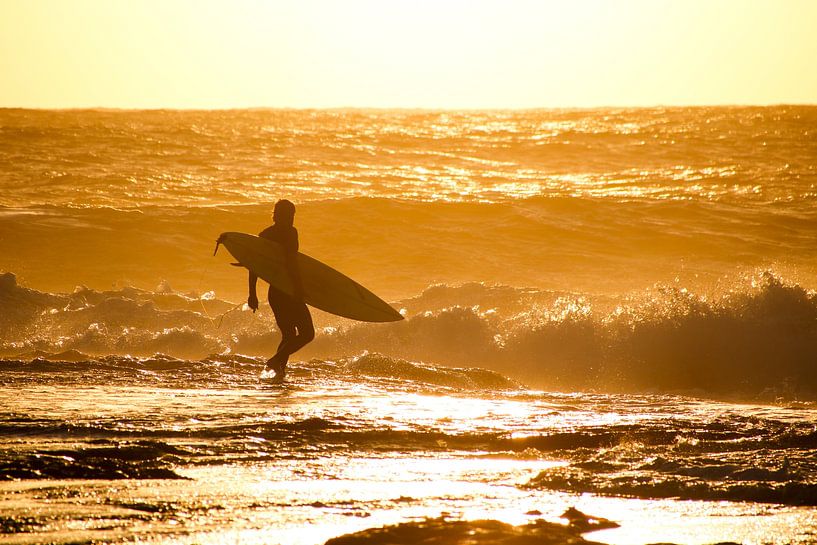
[2,357,817,544]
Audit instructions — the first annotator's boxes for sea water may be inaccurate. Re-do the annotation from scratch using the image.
[2,107,817,543]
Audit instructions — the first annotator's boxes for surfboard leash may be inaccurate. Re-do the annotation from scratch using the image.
[205,236,248,329]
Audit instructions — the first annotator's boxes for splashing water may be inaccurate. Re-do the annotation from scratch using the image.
[3,107,817,543]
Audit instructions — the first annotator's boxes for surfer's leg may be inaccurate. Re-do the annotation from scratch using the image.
[265,292,313,380]
[288,302,314,354]
[268,326,295,367]
[271,302,314,361]
[267,291,296,374]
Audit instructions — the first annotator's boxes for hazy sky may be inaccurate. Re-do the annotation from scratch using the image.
[1,0,815,109]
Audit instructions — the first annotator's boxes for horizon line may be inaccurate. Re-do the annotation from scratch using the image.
[2,102,816,113]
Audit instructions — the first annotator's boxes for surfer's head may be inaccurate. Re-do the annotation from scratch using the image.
[273,199,296,226]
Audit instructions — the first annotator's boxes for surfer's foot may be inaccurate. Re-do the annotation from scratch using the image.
[265,355,287,382]
[272,363,287,383]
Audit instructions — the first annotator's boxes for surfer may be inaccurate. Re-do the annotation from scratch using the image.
[248,199,314,381]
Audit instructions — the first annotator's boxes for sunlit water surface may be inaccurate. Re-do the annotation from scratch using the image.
[3,107,817,543]
[2,360,816,544]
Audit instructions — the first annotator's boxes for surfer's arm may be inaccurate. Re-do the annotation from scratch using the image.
[247,271,259,312]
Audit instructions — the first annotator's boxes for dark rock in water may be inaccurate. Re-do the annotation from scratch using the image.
[560,508,619,532]
[324,516,608,545]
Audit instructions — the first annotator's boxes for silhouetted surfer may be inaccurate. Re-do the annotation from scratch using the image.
[248,199,314,381]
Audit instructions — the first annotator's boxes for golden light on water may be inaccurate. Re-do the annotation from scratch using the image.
[2,0,817,543]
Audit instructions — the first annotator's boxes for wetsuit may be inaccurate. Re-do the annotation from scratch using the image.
[259,224,314,361]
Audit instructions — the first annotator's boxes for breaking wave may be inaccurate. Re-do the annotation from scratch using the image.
[3,269,817,399]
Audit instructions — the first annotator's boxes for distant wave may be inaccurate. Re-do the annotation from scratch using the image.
[3,270,817,400]
[3,195,817,308]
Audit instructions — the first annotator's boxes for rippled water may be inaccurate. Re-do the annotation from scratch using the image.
[2,107,817,543]
[3,358,817,544]
[2,107,817,301]
[2,107,815,207]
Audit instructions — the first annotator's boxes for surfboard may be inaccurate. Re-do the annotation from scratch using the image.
[215,232,404,323]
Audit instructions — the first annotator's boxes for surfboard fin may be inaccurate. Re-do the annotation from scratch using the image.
[214,233,227,256]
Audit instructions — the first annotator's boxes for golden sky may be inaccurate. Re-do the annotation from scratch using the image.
[1,0,815,109]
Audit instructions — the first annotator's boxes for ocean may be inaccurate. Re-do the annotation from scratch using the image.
[2,106,817,544]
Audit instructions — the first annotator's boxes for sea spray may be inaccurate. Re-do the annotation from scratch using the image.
[4,270,817,399]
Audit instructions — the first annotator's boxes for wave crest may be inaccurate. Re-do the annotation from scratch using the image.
[4,271,817,399]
